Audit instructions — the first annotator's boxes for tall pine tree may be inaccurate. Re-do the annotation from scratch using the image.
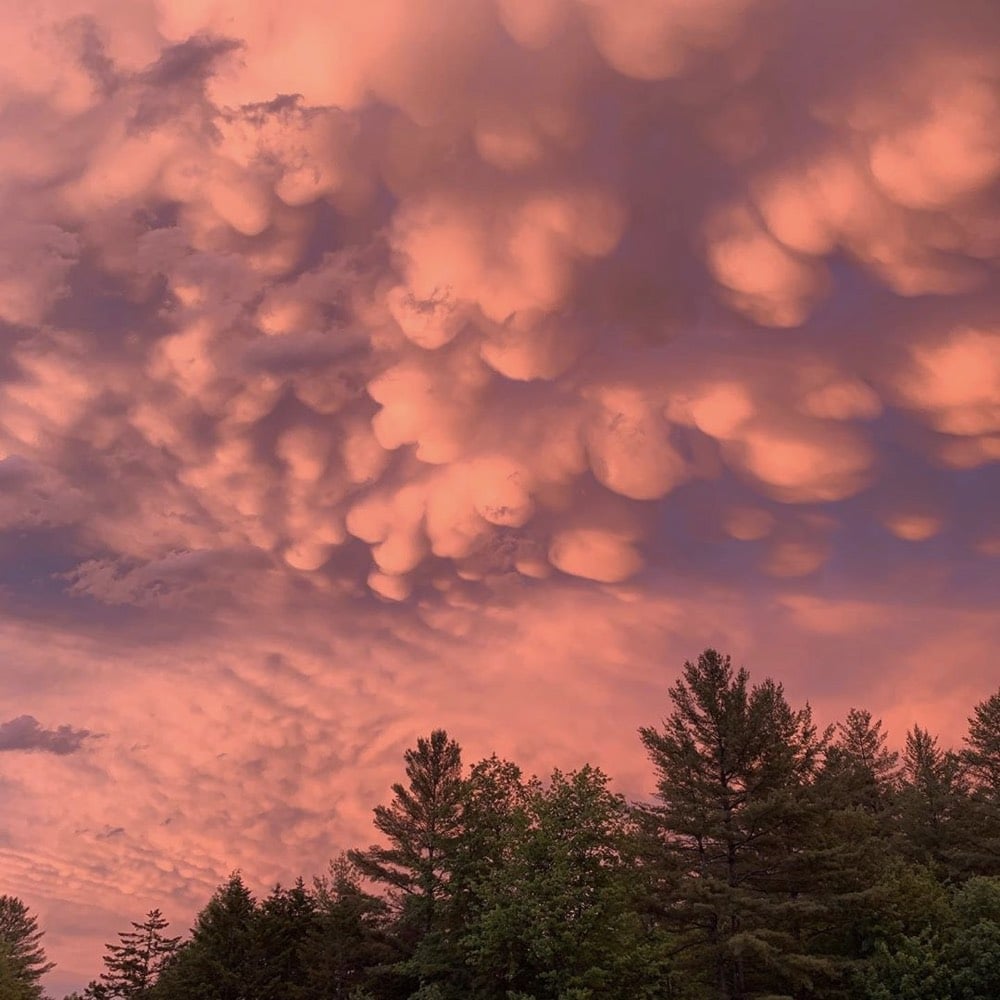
[0,940,40,1000]
[825,708,899,814]
[252,879,321,999]
[91,909,179,998]
[639,649,836,1000]
[348,730,465,936]
[962,689,1000,875]
[897,725,969,876]
[964,689,1000,790]
[348,730,466,996]
[0,896,54,1000]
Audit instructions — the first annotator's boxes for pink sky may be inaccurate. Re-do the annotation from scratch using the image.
[0,0,997,994]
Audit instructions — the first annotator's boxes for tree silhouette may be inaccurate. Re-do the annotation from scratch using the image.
[88,909,179,998]
[0,896,54,1000]
[349,729,465,935]
[639,649,835,1000]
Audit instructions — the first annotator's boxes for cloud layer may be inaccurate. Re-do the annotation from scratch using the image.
[0,0,996,993]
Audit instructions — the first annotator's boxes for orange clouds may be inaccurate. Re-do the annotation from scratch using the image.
[0,0,991,612]
[392,186,626,325]
[0,0,996,994]
[896,327,1000,438]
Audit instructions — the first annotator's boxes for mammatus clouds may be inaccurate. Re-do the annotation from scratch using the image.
[0,0,997,993]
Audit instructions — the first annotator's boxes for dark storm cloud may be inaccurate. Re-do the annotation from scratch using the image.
[0,715,96,755]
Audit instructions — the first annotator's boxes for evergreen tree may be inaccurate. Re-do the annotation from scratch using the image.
[962,689,1000,876]
[0,896,54,1000]
[302,855,397,1000]
[93,909,179,998]
[450,756,531,927]
[0,940,40,1000]
[80,977,110,998]
[639,649,836,1000]
[804,708,905,975]
[367,754,536,1000]
[348,730,465,938]
[150,873,258,1000]
[965,689,1000,790]
[347,730,466,997]
[825,708,899,813]
[252,879,321,999]
[897,725,969,876]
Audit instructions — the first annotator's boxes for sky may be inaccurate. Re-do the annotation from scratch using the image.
[0,0,997,993]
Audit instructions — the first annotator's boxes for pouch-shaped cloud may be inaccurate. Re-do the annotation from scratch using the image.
[549,527,643,583]
[704,204,830,327]
[0,223,79,326]
[579,0,763,80]
[796,375,882,422]
[727,420,875,503]
[156,0,497,122]
[478,310,588,381]
[392,186,625,325]
[866,54,1000,211]
[0,0,993,601]
[894,327,1000,440]
[712,33,1000,321]
[586,384,688,500]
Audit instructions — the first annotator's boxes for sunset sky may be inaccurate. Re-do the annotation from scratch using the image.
[0,0,998,993]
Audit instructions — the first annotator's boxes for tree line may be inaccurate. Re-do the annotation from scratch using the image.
[4,649,999,999]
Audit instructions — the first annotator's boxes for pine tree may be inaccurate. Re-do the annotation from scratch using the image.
[0,896,54,1000]
[348,730,465,936]
[826,708,899,813]
[347,730,466,997]
[962,689,1000,876]
[0,940,40,1000]
[450,755,531,929]
[150,873,258,1000]
[302,855,396,1000]
[807,712,912,980]
[639,649,836,1000]
[94,909,179,998]
[897,725,969,876]
[964,689,1000,791]
[253,879,321,999]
